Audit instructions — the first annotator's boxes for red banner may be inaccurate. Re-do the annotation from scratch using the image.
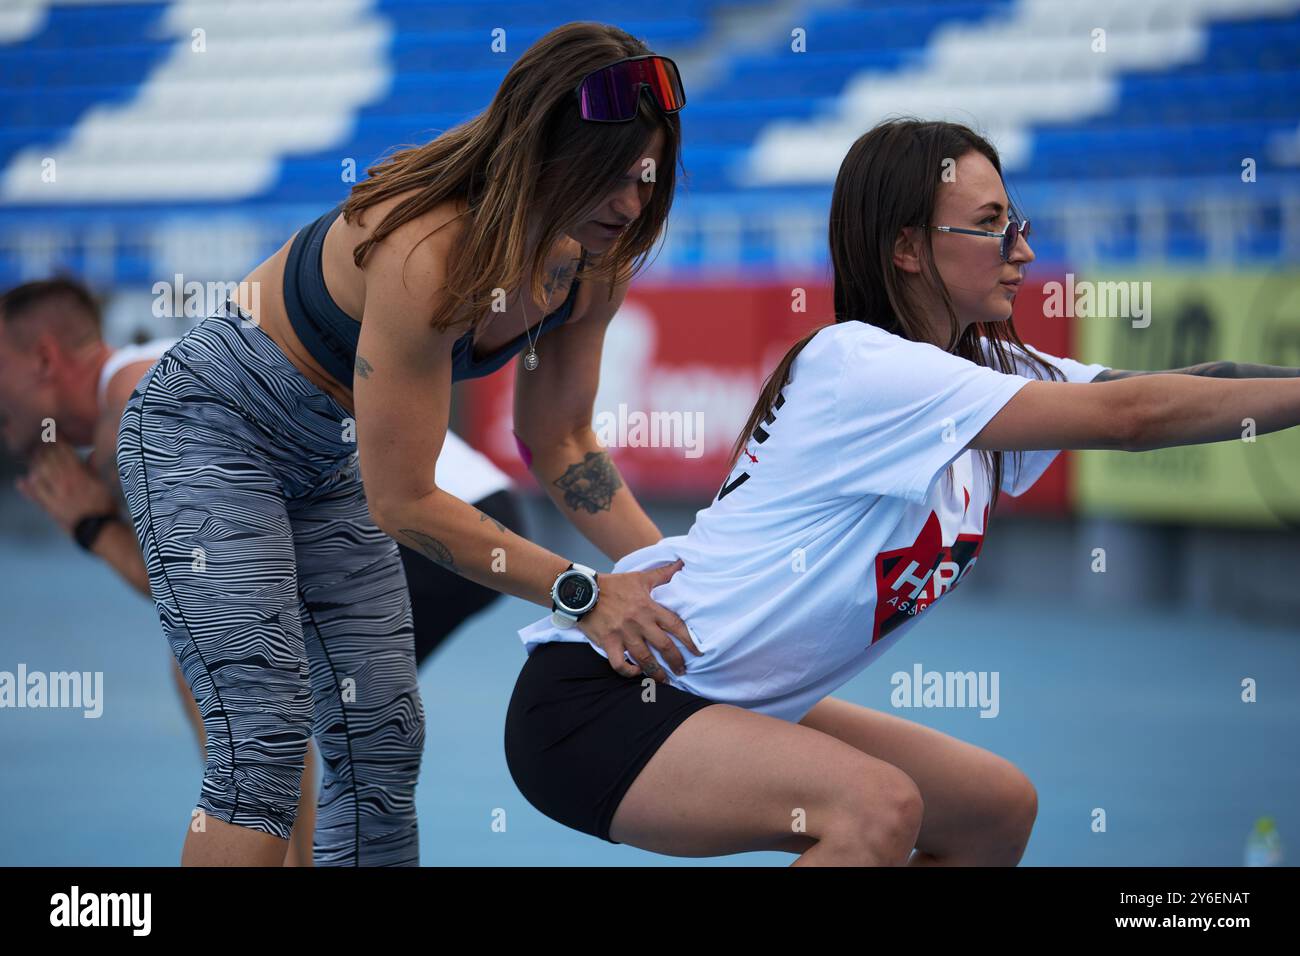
[461,277,1081,513]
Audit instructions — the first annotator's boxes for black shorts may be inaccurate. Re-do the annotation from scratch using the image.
[504,641,719,844]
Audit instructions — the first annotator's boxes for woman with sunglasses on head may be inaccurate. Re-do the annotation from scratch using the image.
[505,117,1300,865]
[116,22,699,866]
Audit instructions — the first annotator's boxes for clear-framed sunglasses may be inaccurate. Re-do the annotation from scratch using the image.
[924,213,1031,262]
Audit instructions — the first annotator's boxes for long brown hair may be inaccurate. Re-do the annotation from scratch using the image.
[342,22,682,333]
[728,119,1063,510]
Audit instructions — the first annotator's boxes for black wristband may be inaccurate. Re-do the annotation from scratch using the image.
[73,513,119,552]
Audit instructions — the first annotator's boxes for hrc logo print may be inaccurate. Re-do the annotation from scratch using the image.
[871,501,987,644]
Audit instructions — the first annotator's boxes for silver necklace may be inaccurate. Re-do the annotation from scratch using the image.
[521,308,540,371]
[520,259,566,371]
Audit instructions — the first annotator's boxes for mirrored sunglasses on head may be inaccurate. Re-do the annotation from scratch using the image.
[574,54,686,122]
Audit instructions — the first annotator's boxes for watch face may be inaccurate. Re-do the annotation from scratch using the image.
[557,574,593,611]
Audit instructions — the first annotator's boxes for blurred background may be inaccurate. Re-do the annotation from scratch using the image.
[1,0,1297,866]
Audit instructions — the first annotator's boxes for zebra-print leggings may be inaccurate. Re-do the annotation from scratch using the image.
[117,298,425,865]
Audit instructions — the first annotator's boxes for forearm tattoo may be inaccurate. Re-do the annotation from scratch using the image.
[355,355,374,379]
[478,510,506,533]
[1093,361,1300,381]
[553,450,623,514]
[398,528,456,572]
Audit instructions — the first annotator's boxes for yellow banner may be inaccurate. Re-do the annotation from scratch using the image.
[1073,269,1300,527]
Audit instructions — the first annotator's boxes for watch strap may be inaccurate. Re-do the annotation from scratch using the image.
[551,561,599,626]
[73,512,119,552]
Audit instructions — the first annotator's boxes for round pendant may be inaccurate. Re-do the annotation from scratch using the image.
[523,348,539,371]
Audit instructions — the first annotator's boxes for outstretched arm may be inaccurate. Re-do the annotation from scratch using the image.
[1093,361,1300,381]
[971,374,1300,454]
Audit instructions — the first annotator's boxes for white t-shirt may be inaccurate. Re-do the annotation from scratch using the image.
[517,320,1108,722]
[97,338,178,410]
[83,338,178,459]
[435,429,512,503]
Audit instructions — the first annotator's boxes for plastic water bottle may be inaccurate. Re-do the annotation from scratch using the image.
[1244,816,1282,866]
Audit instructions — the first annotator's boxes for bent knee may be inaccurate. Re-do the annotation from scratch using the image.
[198,737,310,842]
[822,767,924,865]
[998,771,1038,856]
[971,768,1038,865]
[198,777,303,842]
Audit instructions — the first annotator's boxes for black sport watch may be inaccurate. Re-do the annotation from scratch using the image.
[550,562,599,628]
[73,512,120,552]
